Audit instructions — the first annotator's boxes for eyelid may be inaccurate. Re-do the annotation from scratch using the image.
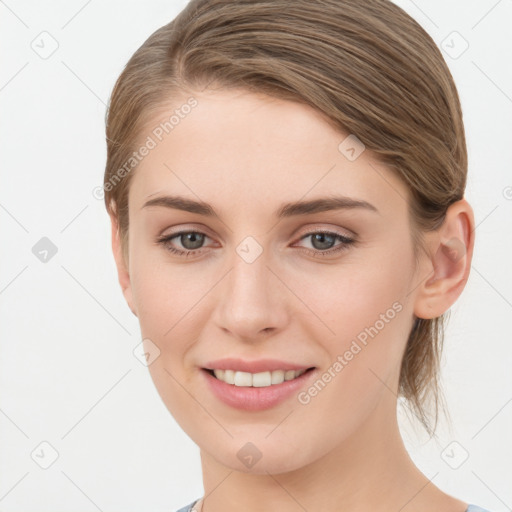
[157,223,357,259]
[159,223,218,241]
[160,224,355,244]
[293,224,356,241]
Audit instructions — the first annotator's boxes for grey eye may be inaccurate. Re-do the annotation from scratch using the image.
[179,232,205,250]
[309,233,337,250]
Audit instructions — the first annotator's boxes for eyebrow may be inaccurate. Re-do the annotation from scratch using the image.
[142,194,379,218]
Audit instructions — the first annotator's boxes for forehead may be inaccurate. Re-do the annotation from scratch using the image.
[129,89,409,219]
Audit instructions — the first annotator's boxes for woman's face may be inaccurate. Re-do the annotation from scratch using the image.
[114,88,430,474]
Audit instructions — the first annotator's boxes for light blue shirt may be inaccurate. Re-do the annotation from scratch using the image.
[175,498,493,511]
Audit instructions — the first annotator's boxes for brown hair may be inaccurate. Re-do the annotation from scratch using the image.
[104,0,467,437]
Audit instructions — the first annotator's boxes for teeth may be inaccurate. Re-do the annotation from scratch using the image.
[212,368,307,387]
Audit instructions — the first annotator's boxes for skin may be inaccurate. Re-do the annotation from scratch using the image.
[110,88,475,512]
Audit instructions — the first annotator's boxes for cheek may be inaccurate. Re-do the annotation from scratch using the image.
[129,241,204,333]
[297,251,413,396]
[292,281,408,445]
[128,249,211,425]
[300,256,410,342]
[129,245,217,384]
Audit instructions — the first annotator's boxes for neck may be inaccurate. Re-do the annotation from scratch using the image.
[198,394,465,512]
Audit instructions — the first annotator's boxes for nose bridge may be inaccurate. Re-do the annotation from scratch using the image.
[214,237,287,338]
[231,246,269,300]
[227,237,272,308]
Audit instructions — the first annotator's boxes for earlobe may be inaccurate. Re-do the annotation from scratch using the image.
[109,213,137,317]
[413,198,475,320]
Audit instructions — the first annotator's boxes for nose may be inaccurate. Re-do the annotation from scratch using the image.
[213,246,289,341]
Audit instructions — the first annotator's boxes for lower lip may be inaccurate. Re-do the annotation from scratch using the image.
[201,368,317,411]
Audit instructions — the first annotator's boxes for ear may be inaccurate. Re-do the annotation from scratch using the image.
[413,198,475,320]
[110,212,137,317]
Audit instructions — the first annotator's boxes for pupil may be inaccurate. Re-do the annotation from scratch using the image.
[182,232,204,250]
[312,233,335,250]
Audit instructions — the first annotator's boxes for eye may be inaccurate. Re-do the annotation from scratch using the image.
[156,229,356,259]
[294,230,355,257]
[156,230,212,257]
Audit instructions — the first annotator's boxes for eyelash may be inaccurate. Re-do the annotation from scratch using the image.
[156,229,356,259]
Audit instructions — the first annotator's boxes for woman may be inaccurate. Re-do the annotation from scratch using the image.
[103,0,491,510]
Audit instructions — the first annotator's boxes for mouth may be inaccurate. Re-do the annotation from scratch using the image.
[201,365,319,411]
[202,367,317,388]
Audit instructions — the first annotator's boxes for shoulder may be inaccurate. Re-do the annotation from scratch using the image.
[174,501,496,512]
[175,498,200,512]
[174,502,496,512]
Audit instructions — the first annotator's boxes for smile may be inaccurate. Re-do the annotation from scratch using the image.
[202,367,318,411]
[207,368,312,387]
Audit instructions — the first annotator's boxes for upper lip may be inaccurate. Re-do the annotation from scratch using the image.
[203,358,315,373]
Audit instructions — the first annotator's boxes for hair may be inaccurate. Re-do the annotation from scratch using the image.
[103,0,467,437]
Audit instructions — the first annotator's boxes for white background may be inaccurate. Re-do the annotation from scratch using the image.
[0,1,511,511]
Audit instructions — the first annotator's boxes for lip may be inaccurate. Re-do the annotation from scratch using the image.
[202,357,314,373]
[201,366,318,411]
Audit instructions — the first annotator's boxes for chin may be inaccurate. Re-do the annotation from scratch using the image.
[198,431,317,475]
